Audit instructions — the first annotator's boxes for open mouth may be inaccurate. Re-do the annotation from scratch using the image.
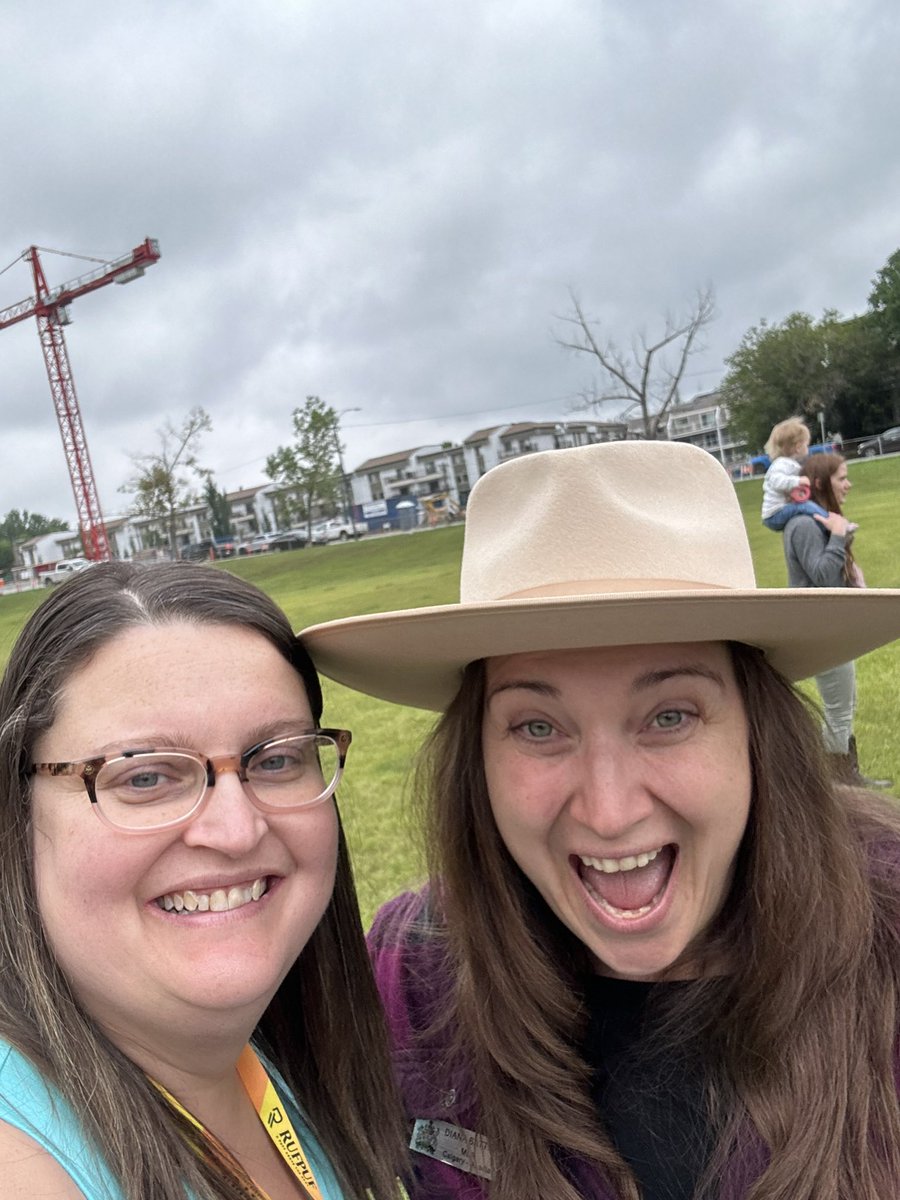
[156,876,270,914]
[576,845,676,920]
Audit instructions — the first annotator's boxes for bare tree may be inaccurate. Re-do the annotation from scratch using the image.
[556,287,716,438]
[120,407,212,559]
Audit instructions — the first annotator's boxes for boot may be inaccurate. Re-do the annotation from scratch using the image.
[836,736,894,789]
[829,751,864,786]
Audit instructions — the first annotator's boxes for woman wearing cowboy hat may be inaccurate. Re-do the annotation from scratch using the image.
[302,441,900,1200]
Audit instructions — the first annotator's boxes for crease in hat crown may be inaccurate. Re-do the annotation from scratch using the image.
[459,439,757,603]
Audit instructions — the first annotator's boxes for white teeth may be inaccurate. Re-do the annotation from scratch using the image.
[157,876,269,914]
[580,848,661,874]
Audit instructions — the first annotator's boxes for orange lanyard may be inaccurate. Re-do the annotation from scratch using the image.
[152,1046,322,1200]
[237,1045,324,1200]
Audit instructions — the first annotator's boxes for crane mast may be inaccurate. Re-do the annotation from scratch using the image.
[0,238,161,561]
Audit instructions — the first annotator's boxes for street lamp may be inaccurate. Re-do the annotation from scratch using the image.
[714,406,726,466]
[334,407,361,520]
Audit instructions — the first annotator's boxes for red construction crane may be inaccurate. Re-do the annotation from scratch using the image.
[0,238,161,560]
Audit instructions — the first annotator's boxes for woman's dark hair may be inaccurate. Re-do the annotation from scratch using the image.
[415,643,900,1200]
[0,561,407,1200]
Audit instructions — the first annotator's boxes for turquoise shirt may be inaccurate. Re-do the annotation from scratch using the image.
[0,1039,346,1199]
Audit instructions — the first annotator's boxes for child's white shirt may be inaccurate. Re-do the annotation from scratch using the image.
[761,455,802,518]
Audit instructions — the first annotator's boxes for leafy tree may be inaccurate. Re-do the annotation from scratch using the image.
[119,407,212,559]
[867,248,900,418]
[0,509,69,572]
[721,313,837,450]
[556,287,716,437]
[202,475,233,539]
[828,313,900,434]
[722,309,898,451]
[869,248,900,349]
[266,396,341,538]
[0,509,69,542]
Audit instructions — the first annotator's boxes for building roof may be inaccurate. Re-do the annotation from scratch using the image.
[464,425,503,444]
[16,531,74,550]
[668,390,723,415]
[226,484,267,503]
[355,447,424,471]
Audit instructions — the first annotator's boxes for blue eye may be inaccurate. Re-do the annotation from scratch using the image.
[129,770,165,789]
[522,720,554,739]
[257,753,289,772]
[653,710,684,729]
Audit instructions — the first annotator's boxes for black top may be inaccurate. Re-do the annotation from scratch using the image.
[582,976,715,1200]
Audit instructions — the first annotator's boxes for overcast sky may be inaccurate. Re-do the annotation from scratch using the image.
[2,0,899,526]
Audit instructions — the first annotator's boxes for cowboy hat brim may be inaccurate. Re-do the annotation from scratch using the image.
[301,586,900,712]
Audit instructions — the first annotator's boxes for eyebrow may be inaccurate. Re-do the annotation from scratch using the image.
[631,664,727,692]
[90,720,316,757]
[486,662,726,703]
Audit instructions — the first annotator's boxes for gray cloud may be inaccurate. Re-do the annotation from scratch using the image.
[1,0,898,522]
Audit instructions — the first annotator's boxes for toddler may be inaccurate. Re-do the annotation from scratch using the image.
[761,417,830,531]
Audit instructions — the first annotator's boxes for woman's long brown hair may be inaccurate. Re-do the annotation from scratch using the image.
[802,452,858,585]
[416,645,900,1199]
[0,562,407,1200]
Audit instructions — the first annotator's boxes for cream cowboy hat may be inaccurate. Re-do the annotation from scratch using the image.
[300,440,900,711]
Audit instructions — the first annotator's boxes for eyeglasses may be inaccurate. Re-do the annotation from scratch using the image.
[31,729,351,834]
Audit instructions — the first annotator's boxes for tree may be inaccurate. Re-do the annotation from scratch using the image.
[721,313,835,450]
[0,509,68,572]
[120,407,212,559]
[202,475,233,539]
[828,313,900,433]
[556,287,716,437]
[867,248,900,418]
[265,396,341,538]
[721,310,898,451]
[869,248,900,349]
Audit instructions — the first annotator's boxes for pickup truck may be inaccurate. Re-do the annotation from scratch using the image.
[41,558,92,586]
[310,518,366,545]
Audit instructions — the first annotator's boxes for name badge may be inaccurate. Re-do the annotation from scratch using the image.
[410,1118,493,1180]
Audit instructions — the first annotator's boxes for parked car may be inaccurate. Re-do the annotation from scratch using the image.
[41,558,92,586]
[857,425,900,457]
[267,528,308,552]
[310,517,366,544]
[180,537,238,561]
[238,529,308,554]
[239,532,280,555]
[749,441,838,473]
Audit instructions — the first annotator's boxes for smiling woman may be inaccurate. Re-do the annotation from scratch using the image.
[0,563,407,1200]
[301,441,900,1200]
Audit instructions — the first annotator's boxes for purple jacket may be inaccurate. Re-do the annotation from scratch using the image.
[369,890,774,1200]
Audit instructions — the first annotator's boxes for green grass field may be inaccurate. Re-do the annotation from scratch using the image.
[3,455,898,924]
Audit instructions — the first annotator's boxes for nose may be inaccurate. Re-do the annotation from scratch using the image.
[567,740,657,840]
[180,765,269,855]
